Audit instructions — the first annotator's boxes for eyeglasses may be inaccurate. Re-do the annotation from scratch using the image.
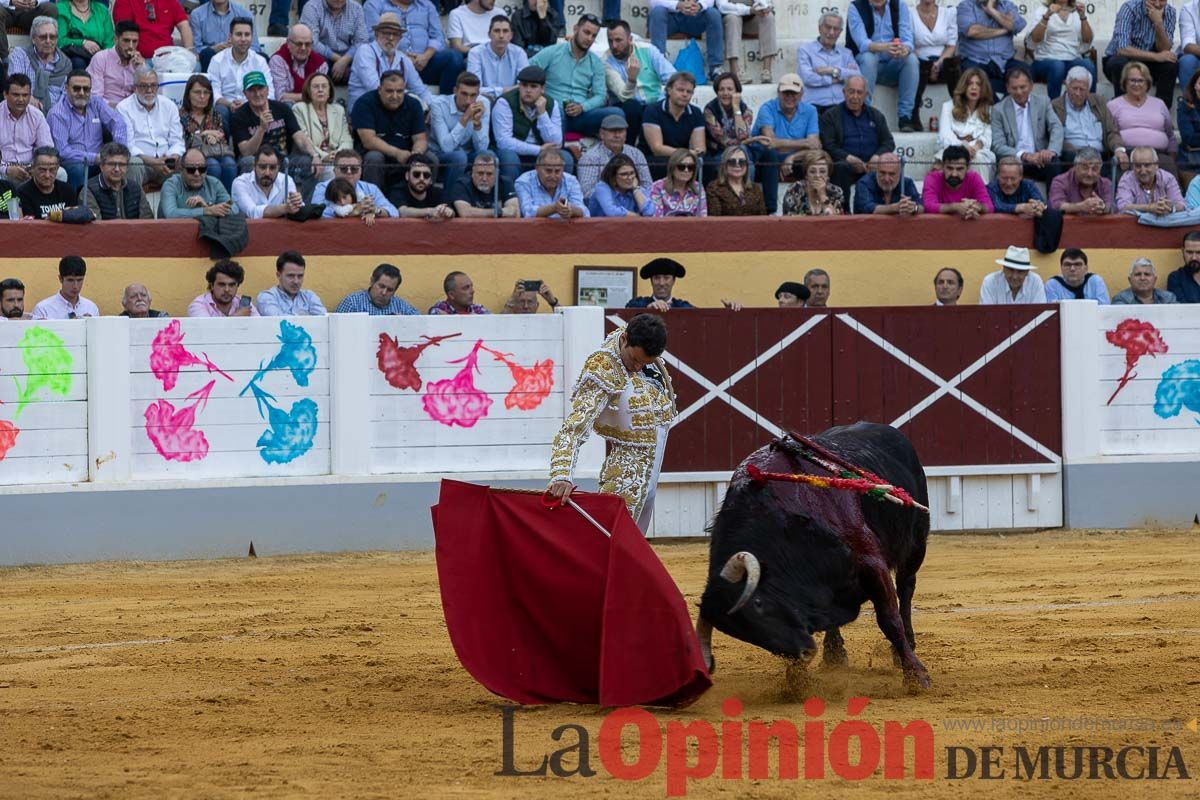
[336,164,362,173]
[675,163,696,172]
[105,161,129,169]
[727,158,748,166]
[184,165,207,174]
[69,85,91,93]
[135,83,159,90]
[410,171,433,180]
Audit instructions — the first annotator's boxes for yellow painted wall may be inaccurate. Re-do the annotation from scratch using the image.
[1,246,1181,317]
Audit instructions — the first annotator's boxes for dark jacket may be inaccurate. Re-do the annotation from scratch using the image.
[512,5,564,56]
[1167,266,1200,303]
[84,175,152,220]
[1050,93,1123,157]
[819,103,895,164]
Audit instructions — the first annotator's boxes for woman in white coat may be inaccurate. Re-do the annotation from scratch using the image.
[937,67,996,181]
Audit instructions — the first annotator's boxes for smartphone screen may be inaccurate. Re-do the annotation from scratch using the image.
[524,280,542,292]
[239,296,252,308]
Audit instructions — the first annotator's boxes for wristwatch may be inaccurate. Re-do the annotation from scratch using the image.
[833,67,841,80]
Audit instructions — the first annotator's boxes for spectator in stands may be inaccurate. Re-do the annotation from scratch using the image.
[650,148,705,217]
[1,75,54,186]
[722,0,777,84]
[502,278,558,313]
[1116,145,1185,214]
[0,278,30,319]
[847,0,920,132]
[178,74,237,192]
[912,0,959,132]
[326,177,383,223]
[188,260,259,318]
[989,155,1047,216]
[783,149,843,216]
[705,144,764,216]
[430,271,490,314]
[118,68,185,189]
[751,73,821,215]
[300,0,369,84]
[938,67,996,181]
[209,17,273,125]
[349,13,432,111]
[516,147,586,217]
[353,70,429,191]
[159,147,238,218]
[57,0,114,70]
[979,245,1046,304]
[530,14,624,137]
[627,257,694,309]
[588,152,655,217]
[16,146,79,218]
[648,0,722,84]
[390,152,453,218]
[1178,69,1200,185]
[112,0,192,62]
[269,24,328,105]
[313,148,398,217]
[48,69,128,190]
[119,283,167,317]
[1048,146,1112,213]
[704,72,755,161]
[1104,0,1177,108]
[775,281,811,307]
[1108,61,1177,177]
[449,0,497,54]
[31,255,98,318]
[853,151,922,214]
[642,71,705,169]
[191,0,259,72]
[603,19,673,144]
[84,141,151,219]
[992,64,1063,183]
[1183,2,1200,95]
[335,263,420,315]
[797,13,860,117]
[291,73,350,180]
[8,16,71,111]
[933,267,964,305]
[257,251,327,316]
[431,71,490,189]
[231,144,303,218]
[1026,0,1094,100]
[923,144,994,218]
[0,0,56,66]
[1052,65,1126,171]
[87,21,141,110]
[1113,256,1175,303]
[492,65,570,184]
[577,113,650,199]
[819,74,894,207]
[512,0,564,58]
[1168,232,1200,302]
[230,71,312,172]
[804,268,831,307]
[467,14,528,102]
[365,0,464,95]
[956,0,1026,98]
[450,150,519,217]
[1044,246,1109,302]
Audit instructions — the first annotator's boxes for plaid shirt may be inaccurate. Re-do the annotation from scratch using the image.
[428,300,491,315]
[299,0,370,60]
[1106,0,1177,56]
[334,289,420,315]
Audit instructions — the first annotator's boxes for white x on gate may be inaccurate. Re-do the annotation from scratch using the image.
[835,311,1061,463]
[606,313,829,439]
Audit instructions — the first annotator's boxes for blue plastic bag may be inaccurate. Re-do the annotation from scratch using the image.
[673,40,708,85]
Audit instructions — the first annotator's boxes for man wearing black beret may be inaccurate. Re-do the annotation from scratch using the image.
[626,257,694,310]
[775,281,811,307]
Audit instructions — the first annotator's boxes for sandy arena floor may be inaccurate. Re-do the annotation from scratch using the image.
[0,529,1197,799]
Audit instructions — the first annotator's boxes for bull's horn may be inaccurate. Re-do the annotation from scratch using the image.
[720,551,760,614]
[696,617,715,673]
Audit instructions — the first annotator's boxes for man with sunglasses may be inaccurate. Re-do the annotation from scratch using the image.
[529,14,625,137]
[389,152,454,218]
[112,0,193,62]
[311,148,397,218]
[47,70,129,190]
[84,141,153,219]
[159,147,239,218]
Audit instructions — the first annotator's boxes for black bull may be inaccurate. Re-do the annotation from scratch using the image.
[696,422,932,689]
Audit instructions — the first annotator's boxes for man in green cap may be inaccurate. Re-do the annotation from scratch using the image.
[230,70,321,197]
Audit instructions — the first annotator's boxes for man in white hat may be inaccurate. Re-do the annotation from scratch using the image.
[979,245,1046,304]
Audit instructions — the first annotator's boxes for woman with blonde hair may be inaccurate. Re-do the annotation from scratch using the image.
[650,149,707,217]
[291,72,352,180]
[782,150,842,216]
[937,67,996,181]
[1109,60,1177,179]
[706,145,766,216]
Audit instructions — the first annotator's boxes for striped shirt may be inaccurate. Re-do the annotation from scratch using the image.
[334,289,420,315]
[1106,0,1177,56]
[46,95,129,165]
[299,0,370,60]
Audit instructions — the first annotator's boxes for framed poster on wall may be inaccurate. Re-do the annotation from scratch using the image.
[574,266,636,308]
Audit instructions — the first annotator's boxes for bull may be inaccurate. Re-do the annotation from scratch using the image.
[695,422,931,689]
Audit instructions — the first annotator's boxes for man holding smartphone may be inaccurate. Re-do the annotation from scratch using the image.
[187,259,260,317]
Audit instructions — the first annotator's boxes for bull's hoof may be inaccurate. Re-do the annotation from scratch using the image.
[781,657,811,700]
[904,669,932,692]
[822,644,849,668]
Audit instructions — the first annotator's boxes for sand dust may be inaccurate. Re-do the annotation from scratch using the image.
[0,529,1197,799]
